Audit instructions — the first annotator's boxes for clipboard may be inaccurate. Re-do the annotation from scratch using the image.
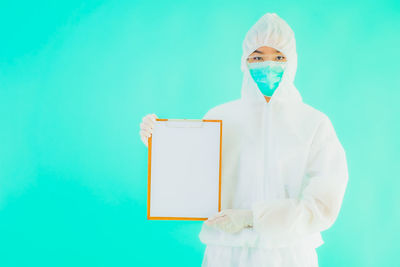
[147,118,222,221]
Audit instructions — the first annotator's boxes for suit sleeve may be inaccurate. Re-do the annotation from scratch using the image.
[250,115,349,239]
[202,107,218,120]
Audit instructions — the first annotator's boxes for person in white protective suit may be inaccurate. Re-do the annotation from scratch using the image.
[139,12,348,267]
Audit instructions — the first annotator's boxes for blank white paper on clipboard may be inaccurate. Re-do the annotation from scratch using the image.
[147,118,222,221]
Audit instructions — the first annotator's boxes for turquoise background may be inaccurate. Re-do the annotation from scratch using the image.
[1,0,399,266]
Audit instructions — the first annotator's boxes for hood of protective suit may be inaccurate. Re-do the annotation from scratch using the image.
[240,13,302,105]
[198,12,348,256]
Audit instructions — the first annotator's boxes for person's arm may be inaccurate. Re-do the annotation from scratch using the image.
[251,115,349,239]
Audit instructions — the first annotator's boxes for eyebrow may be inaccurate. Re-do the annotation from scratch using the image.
[253,49,281,54]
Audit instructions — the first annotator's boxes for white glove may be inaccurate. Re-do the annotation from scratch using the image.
[139,113,158,147]
[204,209,254,234]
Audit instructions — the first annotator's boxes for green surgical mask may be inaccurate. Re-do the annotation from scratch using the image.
[248,60,287,97]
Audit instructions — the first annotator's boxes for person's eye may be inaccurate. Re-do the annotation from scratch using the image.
[276,55,285,61]
[254,56,263,61]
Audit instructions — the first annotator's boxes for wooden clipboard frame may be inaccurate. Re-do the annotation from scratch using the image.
[147,118,222,221]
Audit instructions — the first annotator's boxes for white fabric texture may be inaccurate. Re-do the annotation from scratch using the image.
[202,244,319,267]
[198,12,349,266]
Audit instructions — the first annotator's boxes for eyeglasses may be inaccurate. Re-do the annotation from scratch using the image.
[247,60,287,71]
[246,54,286,63]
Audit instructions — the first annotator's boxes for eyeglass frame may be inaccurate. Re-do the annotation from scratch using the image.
[246,54,287,63]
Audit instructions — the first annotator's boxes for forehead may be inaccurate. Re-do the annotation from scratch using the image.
[250,46,282,54]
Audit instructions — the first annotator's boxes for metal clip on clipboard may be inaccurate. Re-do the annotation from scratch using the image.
[163,119,205,128]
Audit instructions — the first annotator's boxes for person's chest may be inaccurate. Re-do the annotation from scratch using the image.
[218,103,320,208]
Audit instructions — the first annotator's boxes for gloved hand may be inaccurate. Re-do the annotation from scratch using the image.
[139,113,158,147]
[204,209,254,234]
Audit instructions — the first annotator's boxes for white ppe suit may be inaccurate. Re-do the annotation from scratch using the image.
[199,13,349,266]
